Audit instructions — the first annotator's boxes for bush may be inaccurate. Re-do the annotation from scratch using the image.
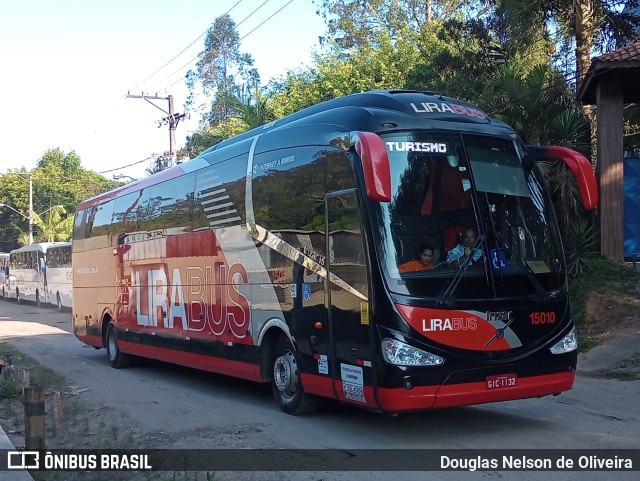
[565,219,598,277]
[0,378,20,399]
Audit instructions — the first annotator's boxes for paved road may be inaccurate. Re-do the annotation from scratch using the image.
[0,301,638,480]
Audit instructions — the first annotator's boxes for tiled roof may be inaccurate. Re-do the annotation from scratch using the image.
[577,42,640,104]
[594,42,640,63]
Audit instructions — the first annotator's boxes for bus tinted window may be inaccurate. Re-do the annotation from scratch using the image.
[125,173,197,240]
[73,209,87,240]
[89,201,115,237]
[466,135,530,197]
[193,161,245,231]
[327,149,356,192]
[112,192,143,236]
[252,147,326,231]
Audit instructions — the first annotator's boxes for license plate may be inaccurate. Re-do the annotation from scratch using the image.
[486,373,517,389]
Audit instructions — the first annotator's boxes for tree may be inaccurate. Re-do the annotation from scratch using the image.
[0,149,119,250]
[269,27,425,116]
[186,14,260,126]
[312,0,473,50]
[177,88,276,158]
[478,63,572,145]
[30,205,73,243]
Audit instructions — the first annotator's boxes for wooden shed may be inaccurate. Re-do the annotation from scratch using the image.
[577,42,640,261]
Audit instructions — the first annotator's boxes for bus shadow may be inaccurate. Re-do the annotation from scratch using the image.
[122,355,557,445]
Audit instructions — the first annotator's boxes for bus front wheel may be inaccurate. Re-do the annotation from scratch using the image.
[271,336,318,415]
[106,322,132,369]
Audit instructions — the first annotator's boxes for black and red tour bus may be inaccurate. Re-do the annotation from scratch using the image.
[72,90,597,414]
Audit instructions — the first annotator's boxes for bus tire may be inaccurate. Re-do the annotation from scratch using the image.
[106,322,132,369]
[271,336,318,415]
[15,288,20,304]
[36,290,41,307]
[56,293,62,311]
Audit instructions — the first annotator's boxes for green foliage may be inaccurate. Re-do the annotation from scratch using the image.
[565,219,598,278]
[569,256,637,341]
[186,14,259,126]
[0,379,20,399]
[269,20,503,117]
[30,205,74,243]
[0,149,119,250]
[548,109,592,155]
[408,18,504,101]
[270,27,422,116]
[538,159,584,231]
[476,62,572,145]
[623,104,640,151]
[0,343,67,391]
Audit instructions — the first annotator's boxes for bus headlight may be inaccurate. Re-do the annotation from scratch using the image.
[381,338,444,366]
[550,327,578,354]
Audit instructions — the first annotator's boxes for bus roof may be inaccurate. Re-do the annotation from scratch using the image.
[204,90,496,154]
[10,242,71,254]
[77,90,513,210]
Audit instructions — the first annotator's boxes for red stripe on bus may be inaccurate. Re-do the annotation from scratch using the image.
[396,304,512,350]
[431,372,575,408]
[119,340,262,382]
[300,373,335,397]
[376,372,575,411]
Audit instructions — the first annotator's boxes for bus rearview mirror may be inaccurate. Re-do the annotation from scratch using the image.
[354,131,392,202]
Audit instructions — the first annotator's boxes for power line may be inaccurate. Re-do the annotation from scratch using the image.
[236,0,272,28]
[157,0,295,93]
[96,156,154,175]
[240,0,293,41]
[131,0,245,91]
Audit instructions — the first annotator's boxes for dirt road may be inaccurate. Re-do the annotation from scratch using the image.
[0,301,638,481]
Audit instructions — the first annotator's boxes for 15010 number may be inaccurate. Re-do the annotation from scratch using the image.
[529,311,556,324]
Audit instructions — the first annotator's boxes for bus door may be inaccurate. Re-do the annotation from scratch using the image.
[325,191,376,408]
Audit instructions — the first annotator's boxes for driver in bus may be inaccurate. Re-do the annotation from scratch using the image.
[399,243,435,273]
[447,227,483,267]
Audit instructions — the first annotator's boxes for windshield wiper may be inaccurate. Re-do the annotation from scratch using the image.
[493,232,549,301]
[437,234,485,307]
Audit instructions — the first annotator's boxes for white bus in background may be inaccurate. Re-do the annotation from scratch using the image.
[45,241,72,310]
[0,252,10,295]
[7,242,70,306]
[8,243,48,305]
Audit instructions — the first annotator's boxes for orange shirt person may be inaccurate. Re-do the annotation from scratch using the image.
[399,244,435,273]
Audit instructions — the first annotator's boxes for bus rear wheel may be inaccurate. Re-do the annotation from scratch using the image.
[15,288,20,303]
[35,290,41,307]
[106,322,132,369]
[56,293,62,311]
[271,336,318,415]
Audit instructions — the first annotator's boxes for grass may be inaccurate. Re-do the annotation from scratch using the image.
[0,342,68,391]
[568,255,639,352]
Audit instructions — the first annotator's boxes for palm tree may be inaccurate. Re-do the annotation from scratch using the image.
[224,88,274,130]
[30,205,73,242]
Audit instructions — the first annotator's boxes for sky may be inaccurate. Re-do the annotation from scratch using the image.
[0,0,327,181]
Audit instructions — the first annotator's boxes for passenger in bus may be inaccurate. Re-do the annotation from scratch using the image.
[447,227,482,267]
[399,243,435,272]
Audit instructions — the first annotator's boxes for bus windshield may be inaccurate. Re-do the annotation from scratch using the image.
[375,130,565,300]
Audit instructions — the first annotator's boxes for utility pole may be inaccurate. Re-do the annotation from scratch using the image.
[126,92,187,172]
[28,174,33,245]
